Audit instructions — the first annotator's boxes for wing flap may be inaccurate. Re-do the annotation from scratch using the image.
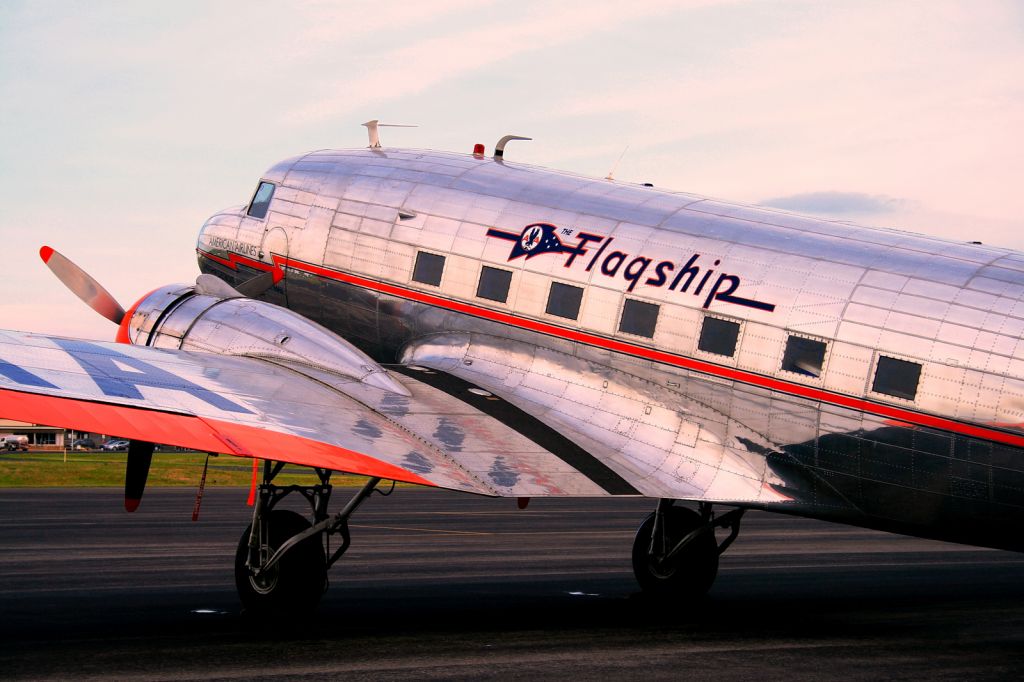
[289,362,620,496]
[401,333,792,504]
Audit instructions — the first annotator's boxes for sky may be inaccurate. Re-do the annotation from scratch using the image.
[2,0,1022,340]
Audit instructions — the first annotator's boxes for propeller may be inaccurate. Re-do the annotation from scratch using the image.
[39,246,283,511]
[39,246,126,325]
[39,246,158,510]
[124,440,155,512]
[41,247,274,323]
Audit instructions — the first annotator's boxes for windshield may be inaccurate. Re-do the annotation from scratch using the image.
[246,181,275,219]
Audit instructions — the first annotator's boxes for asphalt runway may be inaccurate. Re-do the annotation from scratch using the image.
[1,488,1023,680]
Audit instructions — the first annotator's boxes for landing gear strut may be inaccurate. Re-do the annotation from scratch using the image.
[631,500,744,599]
[233,460,383,613]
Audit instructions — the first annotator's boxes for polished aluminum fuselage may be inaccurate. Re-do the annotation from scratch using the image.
[197,147,1024,551]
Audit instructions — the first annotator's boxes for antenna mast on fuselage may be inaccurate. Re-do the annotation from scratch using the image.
[362,120,418,148]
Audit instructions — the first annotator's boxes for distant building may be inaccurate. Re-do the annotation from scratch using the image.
[0,420,105,450]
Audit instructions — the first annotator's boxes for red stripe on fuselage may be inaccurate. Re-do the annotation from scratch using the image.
[197,249,1024,450]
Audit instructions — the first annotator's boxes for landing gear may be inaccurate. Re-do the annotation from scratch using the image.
[631,500,744,599]
[233,460,383,613]
[235,509,325,613]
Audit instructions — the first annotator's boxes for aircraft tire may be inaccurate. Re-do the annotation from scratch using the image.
[234,509,326,614]
[631,506,718,599]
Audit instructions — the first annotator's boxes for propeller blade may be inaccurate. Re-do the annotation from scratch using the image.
[125,440,155,512]
[40,246,126,324]
[194,273,243,299]
[234,270,280,298]
[193,271,279,300]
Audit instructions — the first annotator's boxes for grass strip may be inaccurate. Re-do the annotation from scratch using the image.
[0,451,378,488]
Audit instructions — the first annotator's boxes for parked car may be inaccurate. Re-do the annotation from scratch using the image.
[101,439,130,451]
[71,438,96,450]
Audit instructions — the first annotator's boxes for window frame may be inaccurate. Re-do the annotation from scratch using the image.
[411,250,446,287]
[870,354,923,402]
[246,181,276,220]
[696,314,742,359]
[476,265,514,304]
[779,333,829,380]
[544,280,585,321]
[618,297,660,339]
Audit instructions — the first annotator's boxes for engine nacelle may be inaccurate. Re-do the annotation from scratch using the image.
[119,279,407,395]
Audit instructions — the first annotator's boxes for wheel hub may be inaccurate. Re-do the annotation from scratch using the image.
[648,556,678,580]
[248,548,280,595]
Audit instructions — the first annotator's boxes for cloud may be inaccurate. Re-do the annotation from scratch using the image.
[283,0,712,125]
[293,0,493,45]
[536,0,1024,225]
[758,191,912,217]
[757,193,1023,249]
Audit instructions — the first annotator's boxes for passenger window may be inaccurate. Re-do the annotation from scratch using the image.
[412,251,445,287]
[545,282,584,320]
[247,181,275,219]
[872,355,922,400]
[619,299,659,338]
[781,336,827,378]
[698,316,740,357]
[477,266,513,303]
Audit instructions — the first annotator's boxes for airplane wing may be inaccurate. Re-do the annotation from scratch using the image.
[0,330,482,491]
[400,333,792,505]
[0,330,638,496]
[0,329,791,502]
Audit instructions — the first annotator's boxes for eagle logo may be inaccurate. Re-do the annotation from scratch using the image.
[485,222,604,264]
[520,225,543,253]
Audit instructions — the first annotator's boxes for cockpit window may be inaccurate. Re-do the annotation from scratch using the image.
[247,181,275,219]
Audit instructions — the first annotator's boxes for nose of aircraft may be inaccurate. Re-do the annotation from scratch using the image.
[195,209,229,254]
[195,210,218,258]
[195,206,254,265]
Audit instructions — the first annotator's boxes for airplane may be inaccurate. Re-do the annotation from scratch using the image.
[1,124,1023,614]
